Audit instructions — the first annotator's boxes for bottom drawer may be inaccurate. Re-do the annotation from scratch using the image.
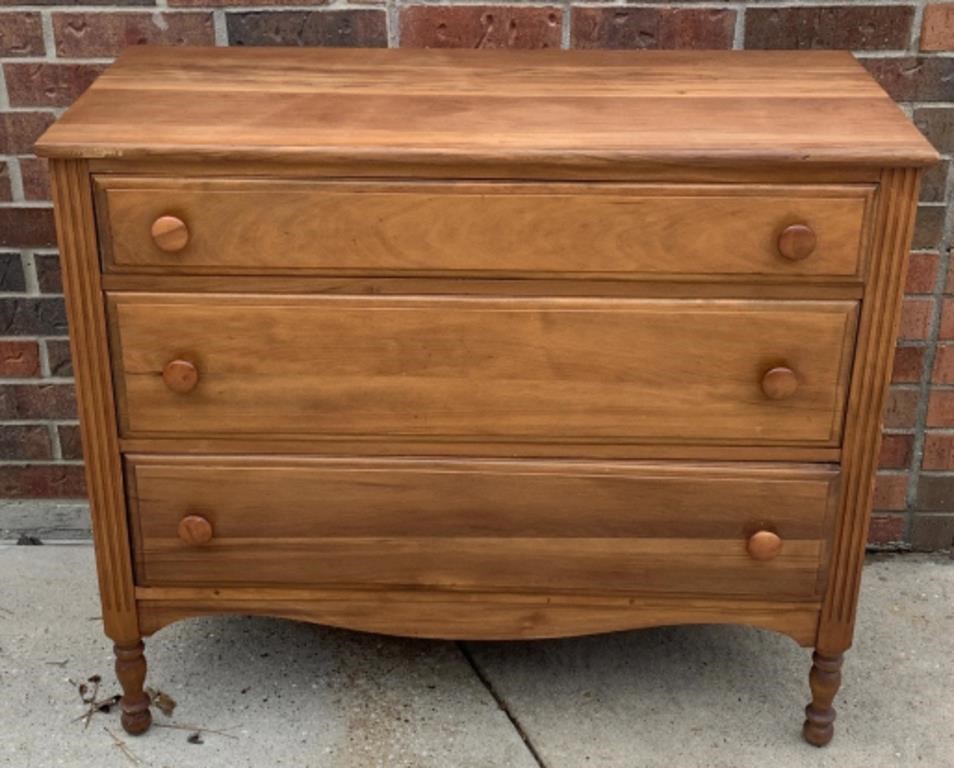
[127,456,837,599]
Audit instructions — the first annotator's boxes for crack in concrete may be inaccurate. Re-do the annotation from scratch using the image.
[457,642,549,768]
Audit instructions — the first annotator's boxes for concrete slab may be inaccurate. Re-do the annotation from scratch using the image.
[0,544,538,768]
[465,554,954,768]
[0,544,951,767]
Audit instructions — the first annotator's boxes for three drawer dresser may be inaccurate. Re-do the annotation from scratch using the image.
[36,47,936,746]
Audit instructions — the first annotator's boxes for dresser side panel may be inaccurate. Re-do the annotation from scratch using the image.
[818,167,920,652]
[49,158,139,643]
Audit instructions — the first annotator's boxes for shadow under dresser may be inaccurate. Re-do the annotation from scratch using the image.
[34,46,937,746]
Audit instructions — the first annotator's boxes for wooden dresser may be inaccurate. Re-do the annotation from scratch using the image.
[36,47,935,746]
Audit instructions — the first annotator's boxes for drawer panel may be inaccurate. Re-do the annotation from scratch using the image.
[109,294,858,445]
[128,456,837,599]
[96,177,872,279]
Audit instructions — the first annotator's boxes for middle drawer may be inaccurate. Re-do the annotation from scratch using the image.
[109,294,857,446]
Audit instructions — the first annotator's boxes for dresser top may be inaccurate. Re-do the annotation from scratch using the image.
[36,46,937,171]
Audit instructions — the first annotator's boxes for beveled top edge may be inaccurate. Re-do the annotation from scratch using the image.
[36,47,939,169]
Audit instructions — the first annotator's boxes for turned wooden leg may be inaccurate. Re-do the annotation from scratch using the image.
[115,641,152,735]
[803,650,843,747]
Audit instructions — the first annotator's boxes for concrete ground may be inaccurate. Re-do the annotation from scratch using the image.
[0,544,951,768]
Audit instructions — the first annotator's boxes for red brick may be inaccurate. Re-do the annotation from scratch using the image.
[898,296,933,340]
[57,423,82,460]
[933,345,954,385]
[946,264,954,295]
[921,3,954,52]
[226,10,387,47]
[872,472,908,510]
[0,383,75,420]
[0,340,39,378]
[45,339,72,377]
[921,163,948,204]
[892,345,924,384]
[906,252,939,294]
[915,476,954,512]
[0,208,56,248]
[34,254,61,294]
[572,8,735,50]
[867,514,906,546]
[401,5,562,49]
[0,0,151,5]
[913,206,945,251]
[922,433,954,470]
[879,433,913,469]
[745,6,914,50]
[0,297,68,336]
[0,161,11,202]
[0,252,24,291]
[0,112,55,155]
[172,0,328,5]
[939,298,954,339]
[910,514,954,549]
[0,464,86,498]
[0,12,44,57]
[861,57,954,102]
[53,12,214,58]
[883,387,919,429]
[927,390,954,427]
[19,156,49,201]
[915,107,954,154]
[4,63,106,108]
[0,425,51,460]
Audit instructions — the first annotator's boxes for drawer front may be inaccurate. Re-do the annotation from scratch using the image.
[96,177,872,279]
[109,294,857,445]
[128,456,836,599]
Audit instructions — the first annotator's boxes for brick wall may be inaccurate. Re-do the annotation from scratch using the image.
[0,1,951,547]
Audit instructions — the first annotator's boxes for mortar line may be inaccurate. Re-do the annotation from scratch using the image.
[457,642,549,768]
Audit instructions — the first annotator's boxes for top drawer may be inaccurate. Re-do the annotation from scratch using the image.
[94,177,873,280]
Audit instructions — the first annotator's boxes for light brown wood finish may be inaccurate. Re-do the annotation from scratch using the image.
[109,294,858,445]
[747,530,784,561]
[101,273,868,300]
[37,48,934,744]
[135,588,821,645]
[150,214,189,252]
[34,48,936,171]
[96,177,872,280]
[177,514,213,546]
[126,455,836,597]
[161,359,198,394]
[819,168,920,651]
[803,651,844,747]
[778,223,818,261]
[49,159,151,732]
[117,437,843,463]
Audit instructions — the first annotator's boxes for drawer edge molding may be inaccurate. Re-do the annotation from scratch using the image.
[94,177,874,281]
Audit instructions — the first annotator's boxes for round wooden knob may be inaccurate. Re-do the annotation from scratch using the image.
[761,366,798,400]
[178,514,213,546]
[777,223,816,261]
[151,215,189,252]
[162,359,198,394]
[747,530,783,561]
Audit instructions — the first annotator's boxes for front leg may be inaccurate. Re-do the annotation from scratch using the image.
[802,650,844,746]
[114,640,152,735]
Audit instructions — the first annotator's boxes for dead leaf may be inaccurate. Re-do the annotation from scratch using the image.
[146,687,177,717]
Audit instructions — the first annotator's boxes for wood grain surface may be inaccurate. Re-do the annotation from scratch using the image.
[135,588,822,644]
[96,177,871,279]
[35,48,938,170]
[126,456,834,598]
[108,294,858,445]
